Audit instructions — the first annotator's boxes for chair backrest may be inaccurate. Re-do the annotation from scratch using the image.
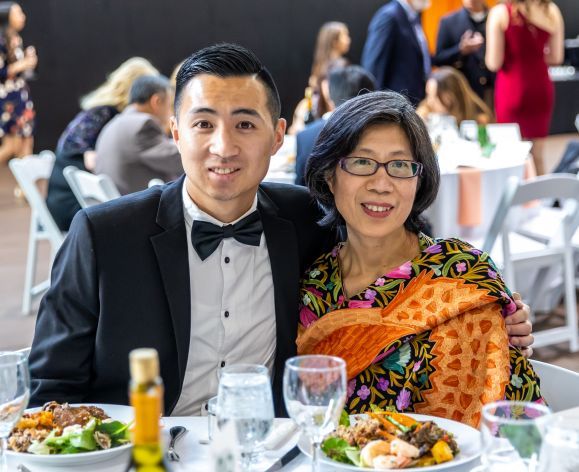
[148,178,165,188]
[483,174,579,254]
[530,360,579,411]
[9,152,64,248]
[486,123,521,144]
[63,166,121,208]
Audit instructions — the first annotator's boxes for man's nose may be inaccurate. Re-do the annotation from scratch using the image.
[209,127,239,158]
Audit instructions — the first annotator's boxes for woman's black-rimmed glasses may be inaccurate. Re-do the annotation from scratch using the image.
[339,157,423,178]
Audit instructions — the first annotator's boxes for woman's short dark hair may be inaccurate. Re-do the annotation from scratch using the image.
[305,90,439,233]
[174,43,281,122]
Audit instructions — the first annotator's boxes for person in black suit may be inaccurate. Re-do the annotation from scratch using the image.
[29,44,533,417]
[295,65,376,186]
[361,0,432,106]
[433,0,494,104]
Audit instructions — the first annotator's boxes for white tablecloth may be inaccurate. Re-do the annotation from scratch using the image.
[424,160,526,243]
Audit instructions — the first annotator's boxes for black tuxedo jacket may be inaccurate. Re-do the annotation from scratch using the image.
[433,8,494,98]
[361,0,427,106]
[29,176,333,416]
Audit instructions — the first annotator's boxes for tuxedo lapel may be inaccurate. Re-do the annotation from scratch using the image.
[150,176,191,410]
[258,187,300,416]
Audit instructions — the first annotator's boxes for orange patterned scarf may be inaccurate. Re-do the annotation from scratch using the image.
[296,271,511,427]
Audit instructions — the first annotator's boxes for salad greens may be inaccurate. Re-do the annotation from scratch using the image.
[28,418,131,455]
[321,437,361,466]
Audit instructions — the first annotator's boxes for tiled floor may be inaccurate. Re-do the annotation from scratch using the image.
[1,136,579,373]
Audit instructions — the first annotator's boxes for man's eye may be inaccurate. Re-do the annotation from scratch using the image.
[193,121,212,129]
[237,121,255,129]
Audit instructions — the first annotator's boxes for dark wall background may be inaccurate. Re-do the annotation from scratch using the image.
[18,0,579,152]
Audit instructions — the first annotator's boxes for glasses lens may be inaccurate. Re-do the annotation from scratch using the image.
[342,157,377,176]
[387,160,420,178]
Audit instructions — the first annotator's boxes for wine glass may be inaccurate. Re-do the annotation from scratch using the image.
[480,400,551,472]
[216,364,274,471]
[537,416,579,471]
[283,355,346,472]
[0,351,30,472]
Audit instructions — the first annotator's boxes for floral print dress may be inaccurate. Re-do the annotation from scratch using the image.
[299,233,543,415]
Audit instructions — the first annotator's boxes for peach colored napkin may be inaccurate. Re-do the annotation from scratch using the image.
[458,167,482,227]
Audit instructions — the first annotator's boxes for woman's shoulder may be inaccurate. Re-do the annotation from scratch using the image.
[421,235,487,258]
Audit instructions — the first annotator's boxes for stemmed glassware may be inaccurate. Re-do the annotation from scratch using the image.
[283,355,347,472]
[216,364,274,471]
[0,351,30,472]
[480,400,551,472]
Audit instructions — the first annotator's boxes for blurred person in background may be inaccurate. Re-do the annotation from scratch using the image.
[0,1,36,164]
[295,64,376,186]
[434,0,494,108]
[361,0,431,106]
[46,57,159,231]
[417,66,493,125]
[95,75,182,195]
[486,0,564,139]
[289,21,351,135]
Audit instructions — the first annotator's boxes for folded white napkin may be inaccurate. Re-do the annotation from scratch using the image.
[264,419,299,451]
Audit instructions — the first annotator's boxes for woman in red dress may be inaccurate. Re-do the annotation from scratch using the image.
[486,0,564,139]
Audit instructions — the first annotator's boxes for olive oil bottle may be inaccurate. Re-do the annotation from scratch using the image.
[126,348,171,472]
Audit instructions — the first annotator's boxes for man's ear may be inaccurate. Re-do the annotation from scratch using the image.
[170,116,179,148]
[270,118,287,155]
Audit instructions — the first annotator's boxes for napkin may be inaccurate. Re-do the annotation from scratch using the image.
[264,419,299,451]
[458,167,482,227]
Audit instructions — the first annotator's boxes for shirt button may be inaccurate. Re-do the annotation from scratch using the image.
[224,256,230,264]
[224,311,230,318]
[221,361,226,368]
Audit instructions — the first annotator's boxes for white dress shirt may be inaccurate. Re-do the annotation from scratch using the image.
[172,182,276,416]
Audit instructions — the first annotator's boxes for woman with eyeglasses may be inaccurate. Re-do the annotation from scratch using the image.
[297,90,543,426]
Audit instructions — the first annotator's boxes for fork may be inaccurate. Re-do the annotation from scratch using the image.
[17,465,32,472]
[166,425,188,462]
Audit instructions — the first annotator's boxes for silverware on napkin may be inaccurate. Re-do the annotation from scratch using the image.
[263,446,301,472]
[166,425,188,462]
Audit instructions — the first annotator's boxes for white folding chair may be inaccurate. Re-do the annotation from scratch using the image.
[63,166,121,208]
[483,174,579,352]
[486,123,521,144]
[148,178,165,188]
[9,152,65,315]
[530,360,579,411]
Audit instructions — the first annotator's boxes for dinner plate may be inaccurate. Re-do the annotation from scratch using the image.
[7,403,133,466]
[297,413,481,471]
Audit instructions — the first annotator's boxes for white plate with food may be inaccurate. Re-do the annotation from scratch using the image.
[298,412,481,470]
[7,402,133,466]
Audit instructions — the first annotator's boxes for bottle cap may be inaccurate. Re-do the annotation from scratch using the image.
[129,348,159,384]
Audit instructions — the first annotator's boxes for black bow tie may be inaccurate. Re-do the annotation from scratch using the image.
[191,211,263,261]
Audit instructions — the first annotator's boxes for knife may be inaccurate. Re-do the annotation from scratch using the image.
[263,445,301,472]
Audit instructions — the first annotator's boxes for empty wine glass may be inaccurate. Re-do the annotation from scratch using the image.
[217,364,274,471]
[0,351,30,472]
[283,355,346,472]
[480,400,551,472]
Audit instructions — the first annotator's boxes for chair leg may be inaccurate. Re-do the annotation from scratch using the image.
[564,249,579,352]
[22,212,38,315]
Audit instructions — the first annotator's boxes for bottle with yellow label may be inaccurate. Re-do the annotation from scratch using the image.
[126,348,170,472]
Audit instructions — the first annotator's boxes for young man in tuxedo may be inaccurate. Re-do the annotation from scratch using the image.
[29,44,533,416]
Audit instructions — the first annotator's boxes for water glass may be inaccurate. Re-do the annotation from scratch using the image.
[537,416,579,471]
[217,364,274,471]
[207,395,218,442]
[283,355,346,472]
[480,400,551,472]
[0,352,30,472]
